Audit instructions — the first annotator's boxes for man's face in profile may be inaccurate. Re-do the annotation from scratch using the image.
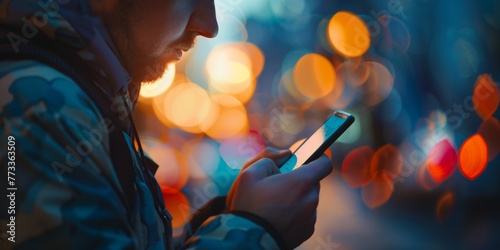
[99,0,218,83]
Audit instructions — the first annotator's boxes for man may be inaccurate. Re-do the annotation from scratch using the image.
[0,0,332,249]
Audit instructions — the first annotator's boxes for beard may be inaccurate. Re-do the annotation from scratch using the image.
[107,25,174,85]
[121,34,196,84]
[124,42,173,84]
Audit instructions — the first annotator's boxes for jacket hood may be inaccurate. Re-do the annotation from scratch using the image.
[0,0,137,100]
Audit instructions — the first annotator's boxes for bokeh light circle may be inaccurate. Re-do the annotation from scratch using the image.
[205,42,263,104]
[201,95,249,140]
[459,134,488,180]
[162,191,191,229]
[370,144,403,183]
[151,145,190,193]
[342,146,374,188]
[361,180,394,208]
[426,139,457,183]
[163,82,215,133]
[473,74,499,120]
[361,61,394,106]
[293,53,336,99]
[327,11,371,58]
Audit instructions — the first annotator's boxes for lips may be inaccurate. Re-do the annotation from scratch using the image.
[175,49,183,60]
[174,47,191,60]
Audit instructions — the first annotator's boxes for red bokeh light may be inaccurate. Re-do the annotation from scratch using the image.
[163,191,191,229]
[342,146,374,188]
[370,144,403,183]
[459,134,489,180]
[473,74,499,120]
[426,139,457,183]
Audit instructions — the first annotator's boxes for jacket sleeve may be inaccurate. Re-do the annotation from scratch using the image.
[183,212,285,250]
[177,187,286,249]
[0,60,137,250]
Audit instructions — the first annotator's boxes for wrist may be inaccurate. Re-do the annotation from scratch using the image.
[227,210,288,250]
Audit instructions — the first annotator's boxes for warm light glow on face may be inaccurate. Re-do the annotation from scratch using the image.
[327,11,371,58]
[151,145,189,193]
[342,146,374,188]
[293,53,335,98]
[140,65,176,98]
[459,134,488,180]
[473,74,499,120]
[162,192,190,228]
[426,139,457,183]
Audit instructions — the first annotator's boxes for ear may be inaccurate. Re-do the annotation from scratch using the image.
[88,0,120,15]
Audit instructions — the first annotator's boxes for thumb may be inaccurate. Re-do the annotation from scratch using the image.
[273,149,293,166]
[241,158,281,184]
[242,148,292,171]
[286,154,333,185]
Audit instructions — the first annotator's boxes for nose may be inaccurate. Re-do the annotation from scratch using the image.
[187,1,219,38]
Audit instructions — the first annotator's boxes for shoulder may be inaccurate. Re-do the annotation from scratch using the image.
[0,59,105,131]
[0,59,112,155]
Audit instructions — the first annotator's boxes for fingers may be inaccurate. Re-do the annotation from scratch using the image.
[228,147,289,208]
[258,147,291,165]
[287,154,332,185]
[272,149,293,167]
[240,158,280,184]
[242,147,291,171]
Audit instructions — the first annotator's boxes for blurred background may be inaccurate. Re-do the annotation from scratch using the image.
[133,0,500,248]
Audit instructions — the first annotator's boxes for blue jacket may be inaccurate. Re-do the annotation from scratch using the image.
[0,0,282,249]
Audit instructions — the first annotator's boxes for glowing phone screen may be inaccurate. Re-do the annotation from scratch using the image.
[280,111,354,173]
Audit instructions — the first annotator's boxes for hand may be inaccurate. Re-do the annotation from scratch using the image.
[227,148,333,249]
[226,147,292,206]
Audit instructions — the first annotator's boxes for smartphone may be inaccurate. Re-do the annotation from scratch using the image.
[279,110,355,173]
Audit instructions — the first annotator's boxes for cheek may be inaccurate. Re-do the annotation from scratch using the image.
[126,0,193,55]
[132,10,190,55]
[157,7,192,43]
[145,3,191,40]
